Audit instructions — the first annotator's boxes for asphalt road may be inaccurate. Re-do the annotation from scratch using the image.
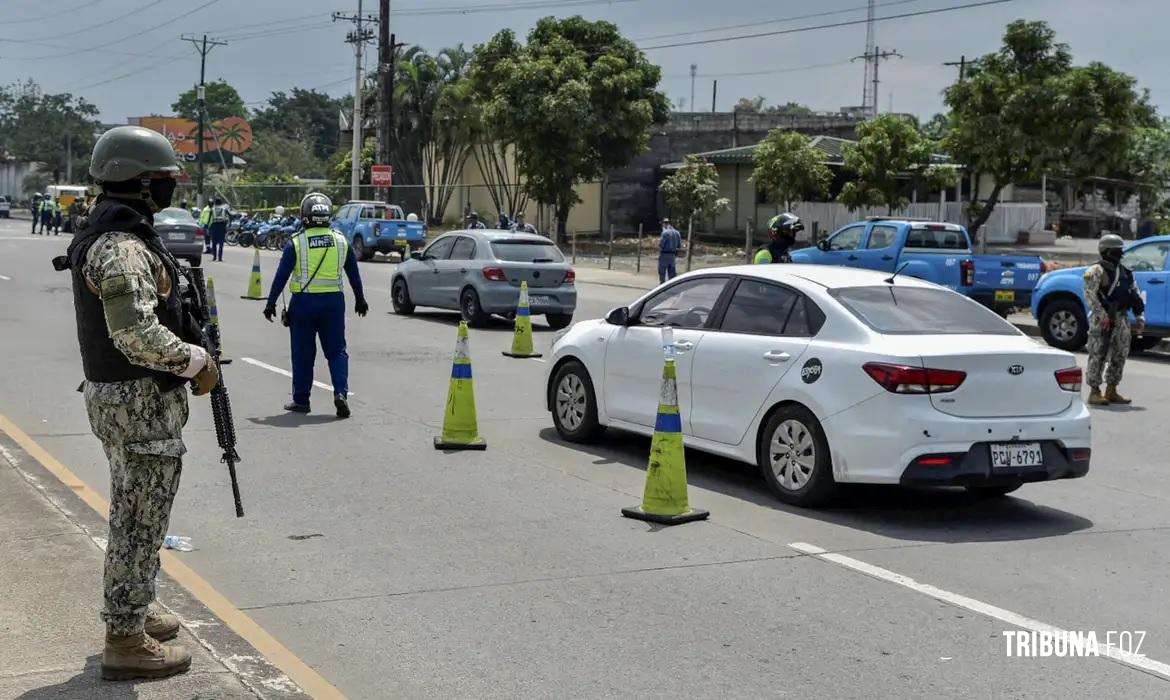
[3,217,1170,699]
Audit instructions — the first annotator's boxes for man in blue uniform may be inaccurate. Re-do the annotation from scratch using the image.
[263,193,368,417]
[658,219,682,283]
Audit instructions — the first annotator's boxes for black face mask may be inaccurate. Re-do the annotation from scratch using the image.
[1103,249,1123,265]
[148,177,177,211]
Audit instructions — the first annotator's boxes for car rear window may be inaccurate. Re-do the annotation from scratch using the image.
[156,209,194,224]
[831,285,1017,335]
[490,240,564,263]
[905,227,967,249]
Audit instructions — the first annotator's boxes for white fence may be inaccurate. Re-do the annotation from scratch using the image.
[775,201,1045,244]
[0,161,35,200]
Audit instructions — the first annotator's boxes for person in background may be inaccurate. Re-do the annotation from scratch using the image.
[754,213,803,264]
[497,211,511,229]
[31,193,44,234]
[465,212,486,229]
[39,193,54,234]
[69,196,88,233]
[209,196,230,262]
[658,218,682,283]
[197,205,212,254]
[511,212,537,235]
[52,197,64,235]
[1084,234,1145,406]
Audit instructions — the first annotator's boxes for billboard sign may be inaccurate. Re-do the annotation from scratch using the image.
[134,116,253,155]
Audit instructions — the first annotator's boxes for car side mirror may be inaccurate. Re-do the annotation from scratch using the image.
[817,239,831,251]
[411,251,425,260]
[606,306,630,326]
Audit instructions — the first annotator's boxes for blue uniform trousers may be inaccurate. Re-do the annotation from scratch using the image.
[658,253,678,283]
[209,222,227,261]
[288,292,348,407]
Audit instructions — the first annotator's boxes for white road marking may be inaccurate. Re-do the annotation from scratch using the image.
[0,274,10,280]
[240,357,353,395]
[789,542,1170,681]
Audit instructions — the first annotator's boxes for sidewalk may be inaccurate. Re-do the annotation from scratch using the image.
[0,431,311,699]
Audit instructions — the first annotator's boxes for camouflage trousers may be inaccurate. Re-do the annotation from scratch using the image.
[1086,312,1131,388]
[83,377,188,637]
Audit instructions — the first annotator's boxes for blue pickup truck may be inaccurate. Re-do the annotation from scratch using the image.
[790,218,1044,314]
[1031,235,1170,352]
[331,201,426,262]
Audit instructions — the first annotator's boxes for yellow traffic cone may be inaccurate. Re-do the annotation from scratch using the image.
[241,248,264,300]
[434,321,487,451]
[622,354,709,525]
[502,280,542,358]
[206,277,231,364]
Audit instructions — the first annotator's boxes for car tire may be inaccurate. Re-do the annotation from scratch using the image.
[1131,335,1162,354]
[1039,298,1087,351]
[188,256,202,268]
[391,277,415,315]
[966,484,1021,499]
[546,313,573,330]
[460,287,489,327]
[550,360,605,443]
[757,404,837,507]
[353,235,373,261]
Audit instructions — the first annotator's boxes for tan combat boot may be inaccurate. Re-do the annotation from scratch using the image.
[145,609,181,642]
[1105,385,1132,404]
[101,632,191,681]
[1087,387,1109,406]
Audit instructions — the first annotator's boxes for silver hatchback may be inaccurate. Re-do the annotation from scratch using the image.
[390,229,577,329]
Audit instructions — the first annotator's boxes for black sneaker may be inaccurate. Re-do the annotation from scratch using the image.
[283,402,310,413]
[334,394,350,419]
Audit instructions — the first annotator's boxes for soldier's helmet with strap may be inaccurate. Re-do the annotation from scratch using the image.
[89,125,181,212]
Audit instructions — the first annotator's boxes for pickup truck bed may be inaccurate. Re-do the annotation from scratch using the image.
[332,201,426,261]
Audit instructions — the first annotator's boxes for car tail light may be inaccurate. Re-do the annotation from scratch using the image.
[195,227,205,240]
[482,267,507,282]
[960,259,974,287]
[915,455,954,467]
[1054,367,1082,392]
[564,268,575,284]
[863,362,967,394]
[1069,448,1091,462]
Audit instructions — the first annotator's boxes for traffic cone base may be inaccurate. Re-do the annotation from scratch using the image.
[435,321,487,450]
[241,249,265,300]
[622,357,707,526]
[503,281,542,358]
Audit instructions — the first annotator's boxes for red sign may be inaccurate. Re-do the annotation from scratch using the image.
[371,165,393,188]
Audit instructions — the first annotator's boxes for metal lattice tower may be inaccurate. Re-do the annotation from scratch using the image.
[861,0,876,115]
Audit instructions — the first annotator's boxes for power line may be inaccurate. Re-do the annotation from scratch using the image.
[24,0,168,42]
[639,0,1016,51]
[395,0,638,14]
[7,0,104,24]
[631,0,924,42]
[665,59,856,80]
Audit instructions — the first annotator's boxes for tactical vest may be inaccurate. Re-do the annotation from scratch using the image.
[1097,263,1141,314]
[291,227,347,293]
[64,199,193,389]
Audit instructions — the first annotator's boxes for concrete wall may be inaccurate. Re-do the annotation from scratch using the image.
[0,161,37,200]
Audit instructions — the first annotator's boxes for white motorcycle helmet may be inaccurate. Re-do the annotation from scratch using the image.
[274,205,286,217]
[406,213,419,222]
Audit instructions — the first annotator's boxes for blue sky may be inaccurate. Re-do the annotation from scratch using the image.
[2,0,1167,122]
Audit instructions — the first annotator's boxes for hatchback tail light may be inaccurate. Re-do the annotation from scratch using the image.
[1054,367,1082,392]
[863,362,967,394]
[482,267,507,282]
[960,259,975,287]
[564,268,575,284]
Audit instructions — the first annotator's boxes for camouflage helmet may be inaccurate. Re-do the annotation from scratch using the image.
[89,125,181,182]
[1098,233,1125,254]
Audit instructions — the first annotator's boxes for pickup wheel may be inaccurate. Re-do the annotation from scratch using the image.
[1039,298,1087,351]
[391,277,415,315]
[1132,335,1162,354]
[353,234,373,261]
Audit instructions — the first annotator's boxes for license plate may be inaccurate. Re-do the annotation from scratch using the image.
[990,442,1043,469]
[529,295,553,306]
[994,290,1015,303]
[167,232,188,241]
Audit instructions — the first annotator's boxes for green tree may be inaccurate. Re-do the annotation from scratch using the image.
[734,96,767,113]
[919,113,949,141]
[750,130,831,209]
[245,132,326,179]
[171,80,247,121]
[1126,120,1170,219]
[838,114,956,214]
[251,88,346,161]
[474,16,670,238]
[660,155,729,270]
[0,80,100,182]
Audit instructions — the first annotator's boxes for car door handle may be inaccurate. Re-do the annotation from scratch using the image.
[847,255,859,261]
[1149,278,1166,285]
[672,341,694,352]
[459,268,468,273]
[881,255,894,261]
[763,350,791,362]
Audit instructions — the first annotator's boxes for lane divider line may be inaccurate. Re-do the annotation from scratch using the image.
[789,542,1170,681]
[0,413,348,700]
[240,357,353,396]
[0,274,11,280]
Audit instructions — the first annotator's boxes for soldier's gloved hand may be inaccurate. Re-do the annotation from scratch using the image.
[192,361,219,396]
[263,303,276,323]
[355,298,369,317]
[1136,316,1146,334]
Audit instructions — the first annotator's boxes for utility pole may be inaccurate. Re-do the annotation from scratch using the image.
[378,0,391,204]
[944,56,970,80]
[181,34,227,208]
[65,132,72,182]
[689,64,697,113]
[334,2,377,202]
[852,45,902,117]
[711,79,717,112]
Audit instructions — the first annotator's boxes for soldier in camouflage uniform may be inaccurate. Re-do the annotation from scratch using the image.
[1084,234,1146,406]
[64,126,220,681]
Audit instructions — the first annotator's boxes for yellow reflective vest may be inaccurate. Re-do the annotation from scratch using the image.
[291,227,348,293]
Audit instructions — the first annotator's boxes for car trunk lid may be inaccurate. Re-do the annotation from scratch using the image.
[156,224,196,244]
[494,262,572,288]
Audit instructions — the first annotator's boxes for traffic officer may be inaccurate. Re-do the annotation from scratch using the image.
[263,193,368,417]
[511,212,538,235]
[658,218,682,283]
[1084,233,1145,406]
[466,211,486,229]
[62,125,219,681]
[197,204,213,254]
[52,197,64,235]
[754,212,803,264]
[209,196,229,262]
[30,193,43,234]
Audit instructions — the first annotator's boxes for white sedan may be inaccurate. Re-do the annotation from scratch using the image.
[545,265,1091,507]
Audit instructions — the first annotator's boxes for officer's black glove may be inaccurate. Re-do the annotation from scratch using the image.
[355,298,369,317]
[263,303,276,323]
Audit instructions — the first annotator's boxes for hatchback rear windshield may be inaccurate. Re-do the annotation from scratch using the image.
[490,240,564,263]
[831,285,1018,335]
